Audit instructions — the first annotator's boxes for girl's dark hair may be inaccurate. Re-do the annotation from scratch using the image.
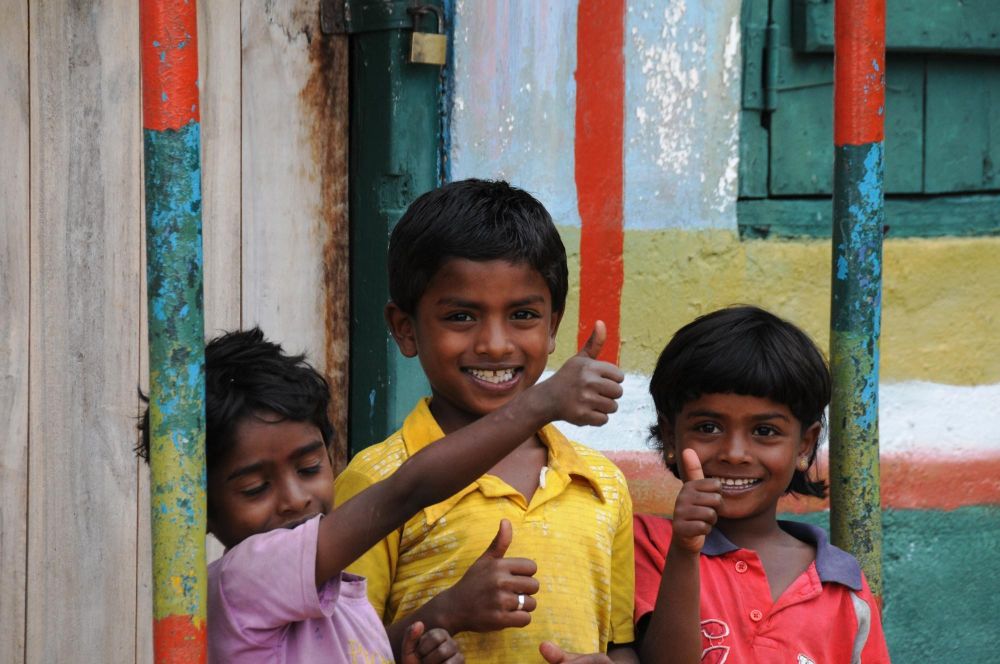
[387,179,569,315]
[136,328,335,472]
[649,306,830,498]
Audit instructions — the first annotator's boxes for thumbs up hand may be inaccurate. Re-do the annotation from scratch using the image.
[671,449,723,554]
[534,321,625,427]
[434,519,539,635]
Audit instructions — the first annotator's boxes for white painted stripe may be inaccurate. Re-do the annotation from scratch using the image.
[544,372,1000,456]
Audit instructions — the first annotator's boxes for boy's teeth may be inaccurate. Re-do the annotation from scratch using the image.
[718,477,758,488]
[469,368,515,384]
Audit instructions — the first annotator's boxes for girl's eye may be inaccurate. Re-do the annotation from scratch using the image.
[241,483,268,497]
[695,422,721,434]
[754,425,780,437]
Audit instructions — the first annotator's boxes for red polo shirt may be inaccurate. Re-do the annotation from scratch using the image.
[634,514,891,663]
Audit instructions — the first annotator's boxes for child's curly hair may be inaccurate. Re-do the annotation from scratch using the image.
[136,327,335,472]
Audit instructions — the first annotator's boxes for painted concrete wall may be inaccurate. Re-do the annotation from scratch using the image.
[448,1,999,659]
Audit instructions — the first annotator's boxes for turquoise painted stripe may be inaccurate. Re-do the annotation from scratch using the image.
[144,122,207,621]
[829,141,885,597]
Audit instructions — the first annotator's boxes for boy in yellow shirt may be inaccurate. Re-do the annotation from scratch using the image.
[335,179,638,663]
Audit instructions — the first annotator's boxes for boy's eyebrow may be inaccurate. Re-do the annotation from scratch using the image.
[435,294,547,308]
[225,440,326,482]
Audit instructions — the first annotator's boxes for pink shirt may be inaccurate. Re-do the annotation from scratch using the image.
[208,515,394,663]
[634,513,891,664]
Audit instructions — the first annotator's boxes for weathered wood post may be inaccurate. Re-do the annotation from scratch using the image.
[829,0,886,600]
[139,0,208,660]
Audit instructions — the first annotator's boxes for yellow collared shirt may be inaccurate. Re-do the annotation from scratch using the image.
[334,399,635,663]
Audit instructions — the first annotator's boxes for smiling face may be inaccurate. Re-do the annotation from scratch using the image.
[207,413,335,549]
[386,258,561,433]
[664,393,820,524]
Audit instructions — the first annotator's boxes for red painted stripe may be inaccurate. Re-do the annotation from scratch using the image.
[140,0,200,131]
[609,451,1000,515]
[834,0,885,146]
[575,0,625,364]
[154,614,207,664]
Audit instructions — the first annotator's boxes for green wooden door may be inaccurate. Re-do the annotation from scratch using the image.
[738,0,1000,238]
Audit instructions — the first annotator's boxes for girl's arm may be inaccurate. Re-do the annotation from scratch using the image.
[639,450,721,664]
[315,323,624,586]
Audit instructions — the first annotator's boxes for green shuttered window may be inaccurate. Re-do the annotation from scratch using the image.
[738,0,1000,239]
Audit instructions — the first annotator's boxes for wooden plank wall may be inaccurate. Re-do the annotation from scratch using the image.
[0,2,349,662]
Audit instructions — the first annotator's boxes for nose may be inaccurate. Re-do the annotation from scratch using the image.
[718,431,752,464]
[474,317,513,359]
[277,476,312,516]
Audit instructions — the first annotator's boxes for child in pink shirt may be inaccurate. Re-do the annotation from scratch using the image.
[138,325,622,662]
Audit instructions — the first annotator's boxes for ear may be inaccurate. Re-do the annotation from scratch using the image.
[547,310,563,355]
[657,412,677,448]
[799,420,822,460]
[384,301,418,358]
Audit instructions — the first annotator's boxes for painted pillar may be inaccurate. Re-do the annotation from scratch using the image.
[829,0,886,599]
[139,1,208,661]
[575,0,626,364]
[346,0,440,454]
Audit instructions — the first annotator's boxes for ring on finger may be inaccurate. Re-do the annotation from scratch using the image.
[516,593,525,611]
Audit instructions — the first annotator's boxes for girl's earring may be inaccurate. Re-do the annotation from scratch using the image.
[797,456,809,471]
[665,449,676,463]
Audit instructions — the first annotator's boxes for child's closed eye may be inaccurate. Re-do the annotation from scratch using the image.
[240,483,268,497]
[298,464,322,476]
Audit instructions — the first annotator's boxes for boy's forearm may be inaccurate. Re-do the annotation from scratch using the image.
[394,388,551,509]
[639,546,702,664]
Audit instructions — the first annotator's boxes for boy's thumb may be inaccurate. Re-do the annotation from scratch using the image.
[400,621,425,664]
[480,519,512,559]
[577,320,607,360]
[681,448,705,482]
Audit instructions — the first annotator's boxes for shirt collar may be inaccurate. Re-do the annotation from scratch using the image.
[701,519,862,590]
[401,398,608,524]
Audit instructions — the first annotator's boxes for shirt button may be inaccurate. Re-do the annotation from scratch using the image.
[750,609,763,622]
[735,560,748,573]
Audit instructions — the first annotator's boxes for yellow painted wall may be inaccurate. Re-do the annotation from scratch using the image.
[553,227,1000,386]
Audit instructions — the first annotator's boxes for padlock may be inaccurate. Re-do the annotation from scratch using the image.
[409,5,447,66]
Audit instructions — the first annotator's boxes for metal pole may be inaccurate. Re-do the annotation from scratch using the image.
[829,0,886,600]
[139,1,208,660]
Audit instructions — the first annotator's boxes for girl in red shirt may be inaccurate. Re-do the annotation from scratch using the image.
[635,306,890,664]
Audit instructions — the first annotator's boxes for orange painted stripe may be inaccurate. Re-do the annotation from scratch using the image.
[140,0,200,131]
[154,614,207,664]
[834,0,885,145]
[609,451,1000,516]
[575,0,625,364]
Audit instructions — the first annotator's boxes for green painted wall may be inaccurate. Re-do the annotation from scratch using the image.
[786,507,1000,661]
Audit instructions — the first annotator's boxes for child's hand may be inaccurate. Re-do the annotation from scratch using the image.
[400,621,465,664]
[438,519,538,634]
[671,449,722,554]
[535,320,625,427]
[538,641,614,663]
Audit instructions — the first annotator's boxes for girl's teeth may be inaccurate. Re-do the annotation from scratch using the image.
[718,478,758,488]
[469,368,515,384]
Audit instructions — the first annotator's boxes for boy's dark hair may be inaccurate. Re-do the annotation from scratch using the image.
[649,306,830,498]
[136,328,335,473]
[387,179,568,314]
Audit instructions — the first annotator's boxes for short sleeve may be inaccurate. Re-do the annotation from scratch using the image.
[334,458,401,622]
[608,481,636,644]
[215,515,338,634]
[858,573,893,663]
[633,513,671,624]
